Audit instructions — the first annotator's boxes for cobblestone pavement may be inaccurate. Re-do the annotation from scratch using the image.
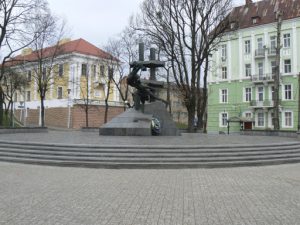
[0,162,299,225]
[0,130,298,146]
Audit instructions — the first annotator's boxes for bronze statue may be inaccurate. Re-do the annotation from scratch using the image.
[127,45,166,111]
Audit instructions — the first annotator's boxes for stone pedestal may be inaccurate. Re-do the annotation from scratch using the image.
[99,102,180,136]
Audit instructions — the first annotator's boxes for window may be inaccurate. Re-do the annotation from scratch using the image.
[221,44,227,61]
[258,62,264,78]
[245,64,251,77]
[252,18,257,24]
[245,112,252,118]
[94,90,101,97]
[284,84,292,100]
[245,87,252,102]
[27,71,31,82]
[57,87,63,99]
[283,33,291,48]
[230,22,236,29]
[270,112,274,126]
[108,67,114,79]
[257,38,263,50]
[42,67,47,80]
[245,40,251,54]
[257,112,264,127]
[59,64,64,77]
[81,63,87,76]
[220,89,228,103]
[271,86,275,100]
[284,59,291,73]
[271,61,276,76]
[221,112,228,127]
[284,111,293,127]
[14,93,18,102]
[270,36,276,52]
[93,65,97,78]
[258,86,264,101]
[221,67,227,79]
[100,65,105,77]
[26,91,31,101]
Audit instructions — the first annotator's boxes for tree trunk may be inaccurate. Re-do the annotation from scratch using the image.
[104,100,108,123]
[0,89,4,126]
[187,105,195,133]
[10,101,13,127]
[41,96,45,127]
[166,68,171,114]
[274,12,282,131]
[85,105,89,127]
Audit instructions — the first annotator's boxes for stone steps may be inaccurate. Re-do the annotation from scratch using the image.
[0,141,299,168]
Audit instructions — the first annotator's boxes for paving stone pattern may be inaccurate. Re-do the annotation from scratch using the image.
[0,162,299,225]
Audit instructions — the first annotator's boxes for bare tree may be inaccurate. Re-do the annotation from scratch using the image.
[273,10,283,131]
[103,38,132,110]
[133,0,232,131]
[0,0,47,125]
[77,62,92,128]
[2,68,27,126]
[24,10,66,127]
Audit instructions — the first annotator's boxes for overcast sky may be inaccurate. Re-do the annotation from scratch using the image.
[47,0,246,48]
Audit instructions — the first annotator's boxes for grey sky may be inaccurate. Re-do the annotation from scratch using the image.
[48,0,247,47]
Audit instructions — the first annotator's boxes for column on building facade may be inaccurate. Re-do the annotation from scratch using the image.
[251,32,256,76]
[238,33,243,81]
[227,37,232,82]
[76,62,80,99]
[49,69,54,99]
[34,78,37,101]
[216,45,220,83]
[87,64,91,99]
[292,22,298,76]
[264,30,269,75]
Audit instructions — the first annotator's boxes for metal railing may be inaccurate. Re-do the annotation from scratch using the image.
[250,99,281,108]
[251,74,275,82]
[268,48,276,56]
[73,99,125,107]
[255,48,265,57]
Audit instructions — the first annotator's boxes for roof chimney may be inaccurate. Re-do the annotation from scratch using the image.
[246,0,253,5]
[21,48,32,56]
[58,38,71,45]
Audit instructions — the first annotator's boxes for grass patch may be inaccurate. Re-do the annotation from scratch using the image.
[176,122,188,129]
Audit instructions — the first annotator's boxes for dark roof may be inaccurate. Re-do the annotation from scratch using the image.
[6,38,116,66]
[229,0,300,30]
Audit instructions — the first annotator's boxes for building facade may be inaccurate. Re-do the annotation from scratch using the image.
[10,38,123,127]
[207,0,300,133]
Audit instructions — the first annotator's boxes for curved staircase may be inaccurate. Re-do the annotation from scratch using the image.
[0,140,300,168]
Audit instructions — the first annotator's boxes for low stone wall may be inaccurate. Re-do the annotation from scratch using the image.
[241,130,297,138]
[0,127,48,134]
[14,105,125,129]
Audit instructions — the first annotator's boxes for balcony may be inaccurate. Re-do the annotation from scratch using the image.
[268,48,276,57]
[251,74,274,84]
[93,77,106,87]
[250,99,281,109]
[250,100,274,108]
[255,49,265,58]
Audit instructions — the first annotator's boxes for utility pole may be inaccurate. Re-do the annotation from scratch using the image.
[273,10,282,131]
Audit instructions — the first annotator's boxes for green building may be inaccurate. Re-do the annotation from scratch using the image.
[207,0,300,134]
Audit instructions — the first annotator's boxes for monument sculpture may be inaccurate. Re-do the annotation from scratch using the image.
[99,43,179,136]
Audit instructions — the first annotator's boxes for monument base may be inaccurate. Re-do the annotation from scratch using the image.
[99,102,180,136]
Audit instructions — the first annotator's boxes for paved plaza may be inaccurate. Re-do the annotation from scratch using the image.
[0,161,299,225]
[0,131,299,224]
